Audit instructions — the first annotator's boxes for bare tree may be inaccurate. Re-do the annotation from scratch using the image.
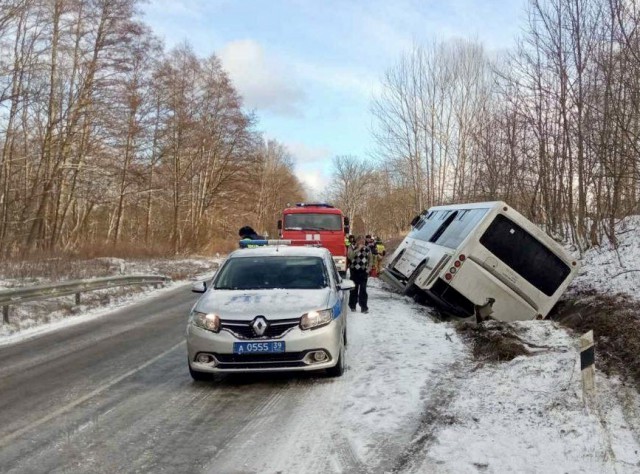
[326,155,374,231]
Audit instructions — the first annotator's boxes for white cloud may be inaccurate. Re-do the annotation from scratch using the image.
[296,168,330,200]
[219,39,306,116]
[295,61,381,98]
[286,141,331,165]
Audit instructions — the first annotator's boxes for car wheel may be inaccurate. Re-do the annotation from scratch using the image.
[326,339,345,377]
[189,363,212,382]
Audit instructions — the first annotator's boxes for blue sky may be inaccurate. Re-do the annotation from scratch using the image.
[141,0,527,197]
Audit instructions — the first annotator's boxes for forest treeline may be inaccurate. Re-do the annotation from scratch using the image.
[3,0,639,258]
[330,0,640,251]
[0,0,304,257]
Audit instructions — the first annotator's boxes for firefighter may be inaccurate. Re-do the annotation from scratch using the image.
[375,238,386,274]
[365,235,379,277]
[346,234,355,270]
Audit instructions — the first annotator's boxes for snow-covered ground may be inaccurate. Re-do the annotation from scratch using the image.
[3,219,640,472]
[408,320,640,473]
[204,280,640,473]
[570,216,640,299]
[0,257,221,339]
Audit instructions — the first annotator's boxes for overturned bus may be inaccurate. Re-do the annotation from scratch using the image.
[380,201,579,322]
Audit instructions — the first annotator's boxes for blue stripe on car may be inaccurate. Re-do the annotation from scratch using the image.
[332,299,342,319]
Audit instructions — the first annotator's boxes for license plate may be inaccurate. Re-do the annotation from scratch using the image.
[233,341,286,354]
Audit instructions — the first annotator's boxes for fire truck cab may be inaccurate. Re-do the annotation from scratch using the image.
[278,203,350,275]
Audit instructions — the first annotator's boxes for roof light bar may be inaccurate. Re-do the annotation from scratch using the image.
[238,239,323,249]
[295,202,334,208]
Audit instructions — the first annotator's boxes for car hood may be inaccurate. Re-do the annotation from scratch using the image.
[195,288,332,321]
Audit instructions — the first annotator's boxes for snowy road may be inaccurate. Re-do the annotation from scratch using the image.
[0,281,463,473]
[2,281,640,473]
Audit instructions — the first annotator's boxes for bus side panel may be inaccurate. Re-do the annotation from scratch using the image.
[449,259,539,322]
[466,209,579,317]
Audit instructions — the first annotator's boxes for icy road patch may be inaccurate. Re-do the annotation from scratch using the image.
[209,280,640,473]
[207,279,465,473]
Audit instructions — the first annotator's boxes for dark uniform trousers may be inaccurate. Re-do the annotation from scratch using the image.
[349,268,368,311]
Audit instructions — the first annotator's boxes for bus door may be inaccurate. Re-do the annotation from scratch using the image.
[394,239,430,278]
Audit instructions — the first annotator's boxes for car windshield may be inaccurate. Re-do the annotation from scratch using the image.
[214,256,329,290]
[284,213,342,231]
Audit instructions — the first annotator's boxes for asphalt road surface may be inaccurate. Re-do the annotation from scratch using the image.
[0,283,459,474]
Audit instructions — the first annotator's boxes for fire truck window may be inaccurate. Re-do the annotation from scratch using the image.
[284,213,342,231]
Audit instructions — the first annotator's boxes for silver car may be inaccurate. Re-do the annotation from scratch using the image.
[186,245,355,380]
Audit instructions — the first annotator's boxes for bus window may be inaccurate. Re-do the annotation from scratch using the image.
[429,211,458,243]
[479,214,571,296]
[434,209,488,249]
[410,211,449,241]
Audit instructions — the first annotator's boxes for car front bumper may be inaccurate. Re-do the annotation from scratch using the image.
[186,320,343,373]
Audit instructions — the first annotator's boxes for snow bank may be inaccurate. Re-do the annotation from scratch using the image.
[570,216,640,299]
[0,257,222,341]
[410,322,640,473]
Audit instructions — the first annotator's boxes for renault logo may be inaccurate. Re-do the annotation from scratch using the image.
[251,316,268,336]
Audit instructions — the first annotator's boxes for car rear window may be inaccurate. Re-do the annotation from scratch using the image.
[214,256,328,290]
[479,214,571,296]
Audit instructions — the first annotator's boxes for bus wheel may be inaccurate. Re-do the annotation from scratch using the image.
[413,291,427,305]
[404,262,426,297]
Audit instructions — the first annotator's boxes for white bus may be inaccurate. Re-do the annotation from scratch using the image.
[380,201,579,322]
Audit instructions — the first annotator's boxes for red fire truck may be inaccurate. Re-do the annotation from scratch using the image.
[278,203,350,275]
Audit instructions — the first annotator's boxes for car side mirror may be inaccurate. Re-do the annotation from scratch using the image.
[277,220,282,230]
[338,279,355,291]
[191,281,207,293]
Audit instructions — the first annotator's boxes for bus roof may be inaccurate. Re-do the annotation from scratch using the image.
[426,201,505,212]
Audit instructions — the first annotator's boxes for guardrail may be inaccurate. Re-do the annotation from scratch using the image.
[0,275,172,324]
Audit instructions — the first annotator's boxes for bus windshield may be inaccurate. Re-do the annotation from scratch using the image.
[284,213,342,231]
[410,208,488,248]
[480,214,571,296]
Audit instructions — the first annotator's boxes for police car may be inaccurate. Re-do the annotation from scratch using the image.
[186,243,355,380]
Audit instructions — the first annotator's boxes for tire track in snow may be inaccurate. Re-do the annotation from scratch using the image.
[388,360,469,473]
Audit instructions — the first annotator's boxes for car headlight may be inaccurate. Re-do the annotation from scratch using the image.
[192,311,220,332]
[300,309,333,330]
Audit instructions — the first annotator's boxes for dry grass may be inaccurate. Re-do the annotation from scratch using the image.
[383,235,406,257]
[551,291,640,388]
[0,240,225,283]
[72,241,176,259]
[1,257,115,281]
[456,321,531,362]
[202,238,241,255]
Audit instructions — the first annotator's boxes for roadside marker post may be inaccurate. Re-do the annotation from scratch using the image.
[580,330,595,399]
